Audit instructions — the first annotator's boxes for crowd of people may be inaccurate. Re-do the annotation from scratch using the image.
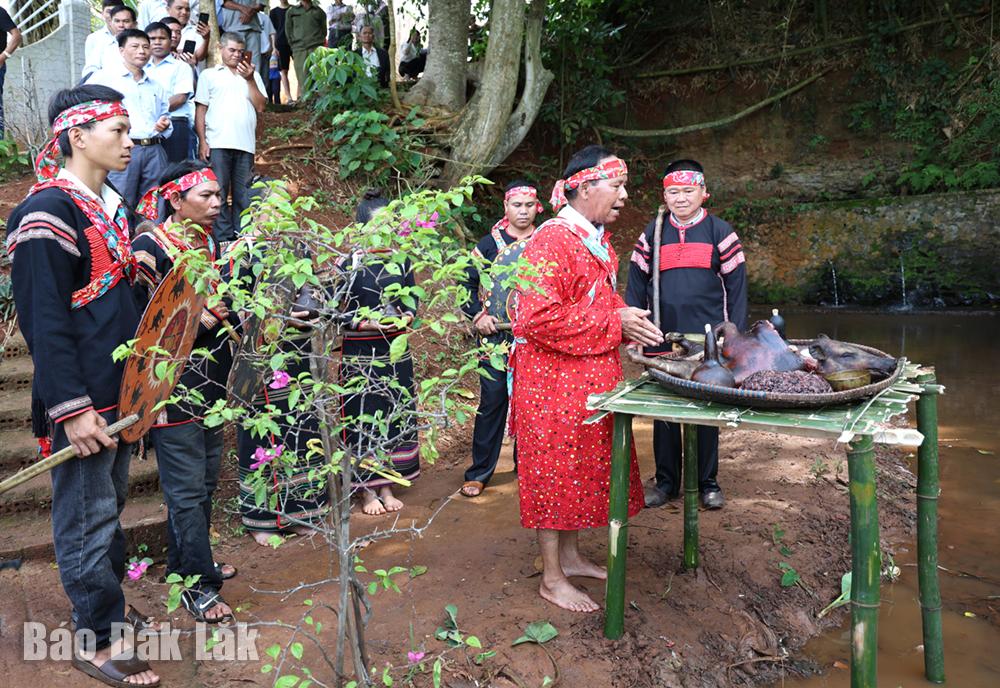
[4,4,749,684]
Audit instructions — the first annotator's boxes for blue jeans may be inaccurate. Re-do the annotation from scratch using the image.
[150,421,224,592]
[50,410,133,652]
[209,148,253,242]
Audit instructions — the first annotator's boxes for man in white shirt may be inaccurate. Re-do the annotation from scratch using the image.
[145,22,194,163]
[138,0,200,28]
[166,0,209,67]
[194,32,265,240]
[87,28,172,225]
[83,4,136,79]
[325,0,353,48]
[353,24,388,88]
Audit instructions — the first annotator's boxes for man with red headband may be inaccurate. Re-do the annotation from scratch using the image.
[6,85,159,686]
[132,159,239,623]
[625,158,747,511]
[510,145,663,613]
[459,179,542,498]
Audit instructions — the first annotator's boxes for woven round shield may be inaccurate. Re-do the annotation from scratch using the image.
[226,277,297,405]
[484,238,530,325]
[118,267,207,442]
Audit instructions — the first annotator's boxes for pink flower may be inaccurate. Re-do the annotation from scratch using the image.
[399,220,413,237]
[127,560,149,581]
[407,650,425,664]
[250,444,284,470]
[269,370,291,389]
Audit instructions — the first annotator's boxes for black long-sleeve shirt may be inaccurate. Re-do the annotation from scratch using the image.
[625,211,747,354]
[7,187,141,424]
[132,226,238,424]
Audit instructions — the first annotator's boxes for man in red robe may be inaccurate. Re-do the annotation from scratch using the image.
[510,145,664,613]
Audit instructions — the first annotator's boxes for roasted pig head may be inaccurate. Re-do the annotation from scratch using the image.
[808,335,897,378]
[715,320,810,385]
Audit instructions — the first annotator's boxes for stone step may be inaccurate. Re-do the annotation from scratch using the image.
[0,492,168,564]
[0,388,32,431]
[0,354,33,391]
[0,450,161,518]
[1,333,29,359]
[0,430,43,472]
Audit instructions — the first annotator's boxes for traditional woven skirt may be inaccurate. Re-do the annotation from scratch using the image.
[339,330,420,490]
[237,336,330,532]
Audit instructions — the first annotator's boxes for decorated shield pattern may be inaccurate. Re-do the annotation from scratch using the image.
[226,276,297,405]
[484,238,530,325]
[118,267,207,442]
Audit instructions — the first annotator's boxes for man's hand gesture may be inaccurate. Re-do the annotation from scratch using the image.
[618,307,664,347]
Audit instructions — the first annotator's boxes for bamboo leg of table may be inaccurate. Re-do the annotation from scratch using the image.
[683,424,699,570]
[916,371,945,683]
[604,412,633,640]
[847,434,880,688]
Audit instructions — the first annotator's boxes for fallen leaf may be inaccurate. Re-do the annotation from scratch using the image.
[964,611,976,618]
[976,449,995,455]
[833,660,849,670]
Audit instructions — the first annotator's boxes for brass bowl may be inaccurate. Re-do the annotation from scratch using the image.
[824,369,871,391]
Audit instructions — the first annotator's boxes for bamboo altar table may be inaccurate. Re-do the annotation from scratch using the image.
[585,363,945,687]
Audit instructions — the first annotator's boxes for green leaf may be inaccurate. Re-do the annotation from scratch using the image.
[513,620,558,646]
[465,635,482,648]
[266,644,281,660]
[290,641,303,660]
[409,565,428,578]
[432,658,442,688]
[444,603,459,628]
[389,333,410,363]
[274,676,300,688]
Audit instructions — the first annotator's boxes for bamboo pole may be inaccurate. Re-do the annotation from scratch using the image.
[0,415,140,495]
[603,412,633,640]
[683,424,699,570]
[915,370,945,683]
[847,434,880,688]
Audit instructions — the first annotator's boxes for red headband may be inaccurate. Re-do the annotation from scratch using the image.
[136,168,219,220]
[505,185,544,214]
[663,170,706,188]
[34,100,130,181]
[550,158,628,211]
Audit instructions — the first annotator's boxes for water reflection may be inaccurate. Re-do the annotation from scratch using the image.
[758,308,1000,687]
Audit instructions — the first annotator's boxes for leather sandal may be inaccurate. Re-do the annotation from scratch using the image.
[72,651,160,688]
[124,605,161,632]
[461,481,484,498]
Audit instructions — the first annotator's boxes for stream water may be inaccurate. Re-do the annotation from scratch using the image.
[762,309,1000,687]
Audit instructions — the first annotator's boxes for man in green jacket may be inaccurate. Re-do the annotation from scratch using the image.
[284,0,326,101]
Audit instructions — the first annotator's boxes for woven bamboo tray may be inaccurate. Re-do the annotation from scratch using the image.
[636,339,904,409]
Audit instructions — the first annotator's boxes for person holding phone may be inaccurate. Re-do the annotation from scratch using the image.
[166,0,208,67]
[218,0,266,72]
[145,21,194,164]
[194,32,266,241]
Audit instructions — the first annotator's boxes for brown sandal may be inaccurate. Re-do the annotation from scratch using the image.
[461,481,484,498]
[72,651,160,688]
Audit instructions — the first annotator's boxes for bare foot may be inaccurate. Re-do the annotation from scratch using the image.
[378,486,403,512]
[361,490,387,515]
[81,637,161,685]
[561,555,608,580]
[251,530,283,547]
[538,577,600,613]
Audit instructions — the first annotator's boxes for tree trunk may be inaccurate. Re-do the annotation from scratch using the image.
[442,0,525,184]
[205,0,220,68]
[404,0,469,112]
[485,0,554,169]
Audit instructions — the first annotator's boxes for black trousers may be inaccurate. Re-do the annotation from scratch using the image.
[652,421,720,496]
[162,117,193,163]
[465,360,514,484]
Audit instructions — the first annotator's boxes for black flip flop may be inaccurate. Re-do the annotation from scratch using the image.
[181,588,235,624]
[72,651,160,688]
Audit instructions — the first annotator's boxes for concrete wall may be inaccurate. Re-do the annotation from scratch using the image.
[4,0,89,146]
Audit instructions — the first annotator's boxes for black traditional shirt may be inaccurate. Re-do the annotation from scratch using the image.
[625,210,748,354]
[132,223,237,425]
[7,179,141,427]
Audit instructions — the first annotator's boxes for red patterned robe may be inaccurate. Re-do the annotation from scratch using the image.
[510,206,644,530]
